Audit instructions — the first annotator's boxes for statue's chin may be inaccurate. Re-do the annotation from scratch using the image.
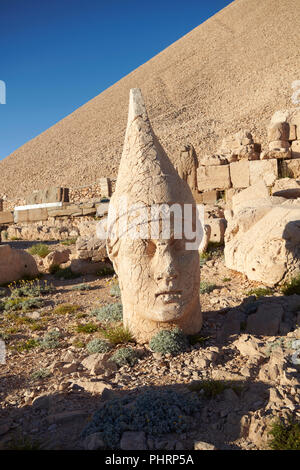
[143,304,185,323]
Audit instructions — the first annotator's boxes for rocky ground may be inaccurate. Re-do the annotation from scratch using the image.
[0,240,299,450]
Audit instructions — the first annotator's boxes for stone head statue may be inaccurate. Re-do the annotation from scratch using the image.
[106,88,202,343]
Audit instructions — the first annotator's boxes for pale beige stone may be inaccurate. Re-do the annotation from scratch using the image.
[269,140,290,151]
[199,154,228,166]
[231,181,270,212]
[174,144,198,191]
[43,249,71,270]
[199,224,211,254]
[106,89,202,343]
[291,140,300,159]
[230,160,250,189]
[224,196,300,286]
[99,178,111,198]
[197,165,231,191]
[272,178,300,199]
[282,159,300,178]
[267,122,289,142]
[0,245,38,284]
[249,159,278,186]
[202,190,218,204]
[289,124,297,141]
[208,218,226,244]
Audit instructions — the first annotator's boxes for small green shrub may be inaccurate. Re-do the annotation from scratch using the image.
[86,338,112,354]
[53,303,80,315]
[6,434,41,450]
[81,389,200,449]
[246,287,273,298]
[9,279,54,298]
[101,325,134,345]
[72,339,85,349]
[92,303,123,324]
[222,277,231,282]
[52,266,80,279]
[0,287,7,298]
[30,368,51,381]
[188,334,210,346]
[268,418,300,450]
[199,281,217,294]
[28,243,50,258]
[199,252,211,266]
[76,323,99,334]
[110,347,139,367]
[71,283,92,291]
[149,328,188,356]
[38,330,61,349]
[3,296,44,312]
[109,281,121,297]
[15,338,39,352]
[281,274,300,296]
[61,238,77,246]
[97,266,115,277]
[188,380,243,399]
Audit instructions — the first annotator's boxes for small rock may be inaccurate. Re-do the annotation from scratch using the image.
[194,441,217,450]
[83,432,106,450]
[120,431,147,450]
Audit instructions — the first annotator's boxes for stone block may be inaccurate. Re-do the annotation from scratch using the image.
[289,124,297,141]
[230,160,250,188]
[197,165,231,191]
[0,211,14,224]
[269,140,290,151]
[99,178,111,198]
[291,140,300,159]
[202,190,218,204]
[281,159,300,178]
[267,122,289,142]
[231,181,270,212]
[15,208,49,223]
[249,159,278,186]
[208,218,227,243]
[26,187,69,205]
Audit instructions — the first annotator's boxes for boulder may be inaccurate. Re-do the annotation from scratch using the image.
[0,245,38,284]
[224,186,300,286]
[75,235,107,262]
[43,248,71,270]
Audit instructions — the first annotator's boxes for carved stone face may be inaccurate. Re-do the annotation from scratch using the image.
[111,229,200,324]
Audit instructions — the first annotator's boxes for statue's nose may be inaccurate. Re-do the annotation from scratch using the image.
[154,244,178,281]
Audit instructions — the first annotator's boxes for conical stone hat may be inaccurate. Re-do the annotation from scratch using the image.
[107,88,196,245]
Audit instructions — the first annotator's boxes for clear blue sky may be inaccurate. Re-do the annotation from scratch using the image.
[0,0,232,160]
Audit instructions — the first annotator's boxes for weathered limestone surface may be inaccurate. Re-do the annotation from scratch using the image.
[224,184,300,286]
[291,140,300,159]
[106,89,202,343]
[43,249,71,271]
[0,212,14,224]
[26,187,69,205]
[230,160,250,188]
[249,159,278,186]
[0,245,38,284]
[282,159,300,179]
[197,165,231,191]
[174,144,198,192]
[272,178,300,199]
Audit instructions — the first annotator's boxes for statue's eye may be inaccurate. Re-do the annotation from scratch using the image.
[145,240,156,257]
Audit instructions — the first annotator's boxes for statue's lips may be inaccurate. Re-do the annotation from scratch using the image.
[155,290,182,303]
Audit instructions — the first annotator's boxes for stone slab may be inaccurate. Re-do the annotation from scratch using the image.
[197,165,231,191]
[230,160,250,188]
[249,159,278,186]
[0,211,14,224]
